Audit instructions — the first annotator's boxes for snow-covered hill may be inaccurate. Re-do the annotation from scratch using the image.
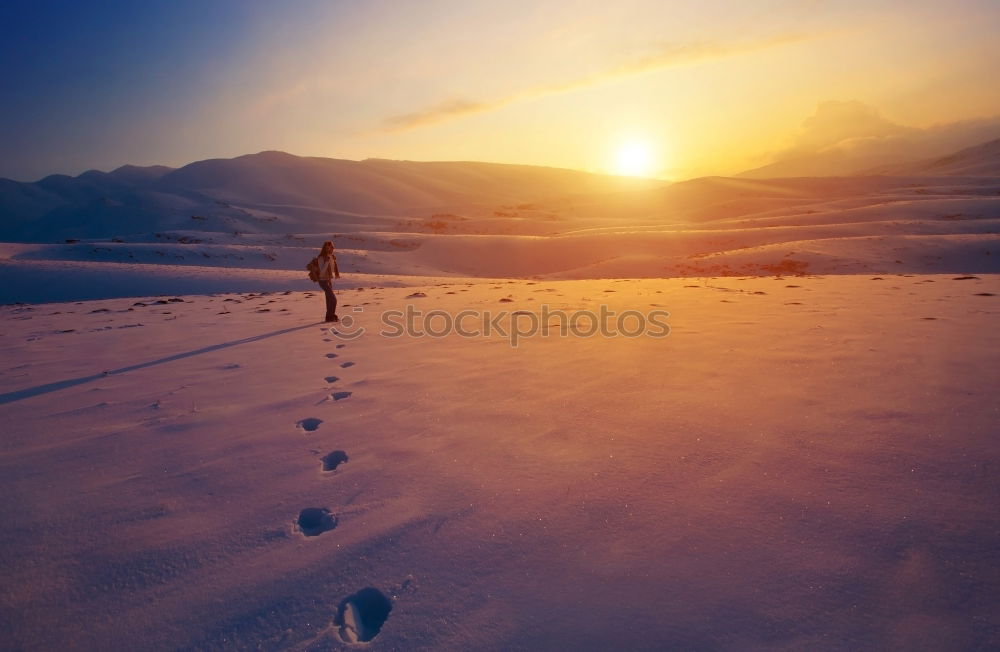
[0,152,665,241]
[739,133,1000,179]
[3,175,999,304]
[1,148,999,306]
[869,137,1000,177]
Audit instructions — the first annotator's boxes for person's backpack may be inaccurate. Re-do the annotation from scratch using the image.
[306,257,320,282]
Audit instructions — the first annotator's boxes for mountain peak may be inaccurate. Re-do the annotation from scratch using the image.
[240,150,298,160]
[108,164,175,184]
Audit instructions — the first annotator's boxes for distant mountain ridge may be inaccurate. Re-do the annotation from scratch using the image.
[863,137,1000,176]
[0,151,663,241]
[739,134,1000,179]
[2,138,1000,242]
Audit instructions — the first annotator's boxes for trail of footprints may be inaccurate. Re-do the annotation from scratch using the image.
[288,326,392,644]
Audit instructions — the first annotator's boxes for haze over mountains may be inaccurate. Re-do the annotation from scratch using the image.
[740,134,1000,179]
[869,137,1000,177]
[737,101,1000,179]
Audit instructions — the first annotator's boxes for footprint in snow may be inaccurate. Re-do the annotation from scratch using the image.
[336,588,392,643]
[330,391,352,401]
[324,376,340,383]
[296,508,337,536]
[296,417,323,432]
[340,361,355,368]
[321,450,349,472]
[326,353,338,359]
[336,344,346,349]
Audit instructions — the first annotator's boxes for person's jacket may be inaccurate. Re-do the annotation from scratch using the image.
[316,254,339,281]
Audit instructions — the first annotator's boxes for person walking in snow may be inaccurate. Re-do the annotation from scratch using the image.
[310,240,340,322]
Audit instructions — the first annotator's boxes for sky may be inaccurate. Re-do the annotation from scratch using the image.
[1,0,999,181]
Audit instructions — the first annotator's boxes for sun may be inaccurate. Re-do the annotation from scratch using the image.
[612,140,656,177]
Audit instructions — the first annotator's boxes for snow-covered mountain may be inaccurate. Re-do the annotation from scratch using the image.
[739,134,1000,179]
[0,152,664,241]
[866,137,1000,177]
[2,147,1000,293]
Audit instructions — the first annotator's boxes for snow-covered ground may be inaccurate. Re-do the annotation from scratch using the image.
[2,274,998,649]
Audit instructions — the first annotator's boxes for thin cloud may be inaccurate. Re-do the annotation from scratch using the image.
[382,99,500,131]
[379,32,818,132]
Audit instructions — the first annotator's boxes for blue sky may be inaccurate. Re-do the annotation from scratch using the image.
[1,0,317,178]
[2,0,998,181]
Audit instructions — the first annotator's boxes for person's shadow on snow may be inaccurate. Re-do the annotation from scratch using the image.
[0,322,322,405]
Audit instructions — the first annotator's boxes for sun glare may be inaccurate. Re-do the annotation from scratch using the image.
[612,141,656,177]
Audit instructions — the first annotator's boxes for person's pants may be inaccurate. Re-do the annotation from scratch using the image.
[318,280,337,320]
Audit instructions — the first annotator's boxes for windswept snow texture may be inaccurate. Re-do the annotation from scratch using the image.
[0,277,998,649]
